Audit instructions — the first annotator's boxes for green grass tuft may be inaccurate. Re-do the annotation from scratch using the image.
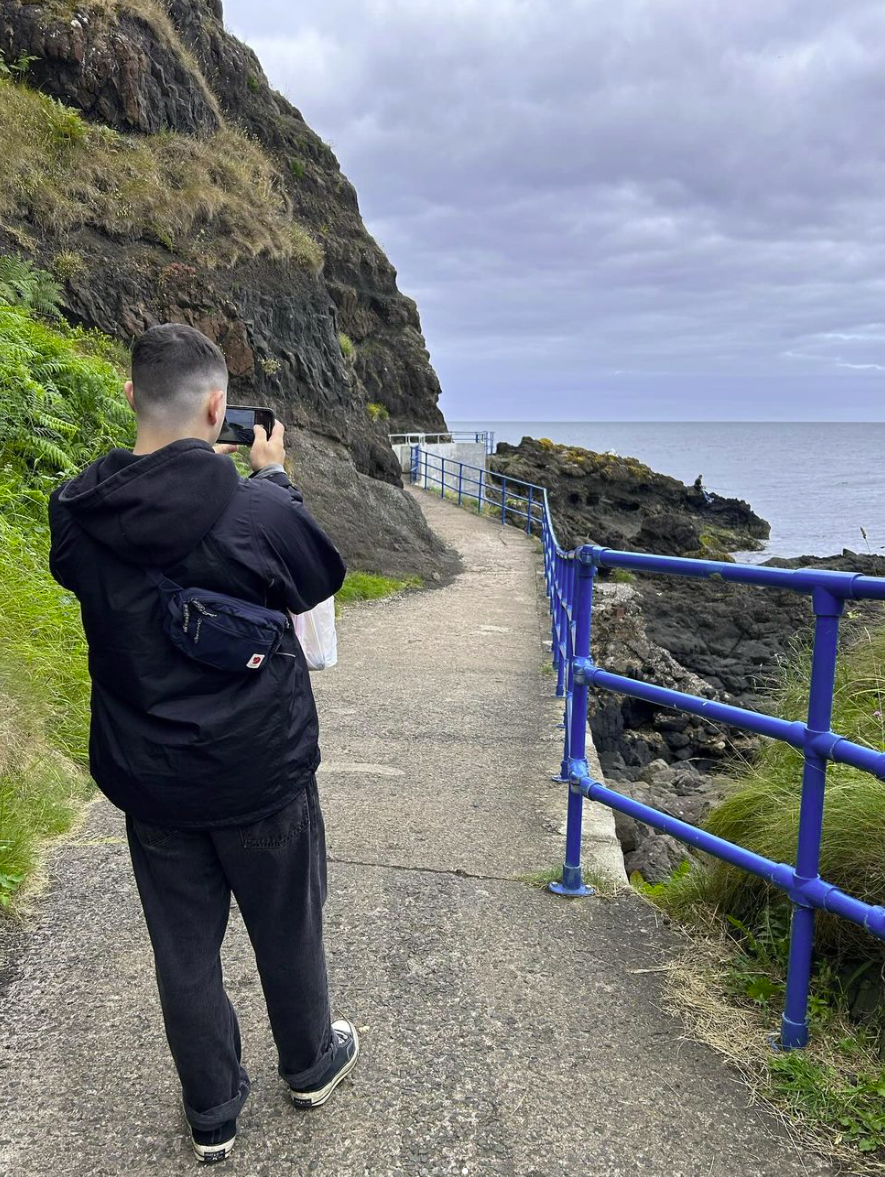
[656,624,885,964]
[518,864,623,897]
[644,625,885,1167]
[366,401,389,422]
[336,571,421,612]
[50,250,88,283]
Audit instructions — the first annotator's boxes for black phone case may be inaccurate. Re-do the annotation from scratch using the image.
[217,407,275,446]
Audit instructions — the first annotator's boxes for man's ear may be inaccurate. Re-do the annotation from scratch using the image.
[207,388,227,427]
[124,380,136,413]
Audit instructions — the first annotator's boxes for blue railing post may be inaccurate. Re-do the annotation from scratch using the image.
[440,456,446,499]
[551,550,596,897]
[526,485,534,536]
[550,552,560,685]
[780,587,844,1049]
[458,462,463,506]
[409,445,419,484]
[554,556,566,698]
[478,467,485,515]
[553,558,576,782]
[501,476,508,524]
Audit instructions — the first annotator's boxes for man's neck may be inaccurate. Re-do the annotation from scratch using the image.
[132,426,210,456]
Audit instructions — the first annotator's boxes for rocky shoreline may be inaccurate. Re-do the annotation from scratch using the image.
[492,436,770,559]
[496,437,885,880]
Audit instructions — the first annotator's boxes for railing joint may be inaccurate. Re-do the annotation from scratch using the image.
[572,656,594,686]
[811,586,845,618]
[582,544,610,567]
[805,727,838,760]
[567,758,589,792]
[788,874,824,910]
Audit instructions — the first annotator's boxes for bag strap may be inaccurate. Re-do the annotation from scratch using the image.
[145,567,183,595]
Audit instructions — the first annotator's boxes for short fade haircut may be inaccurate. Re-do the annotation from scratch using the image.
[130,323,228,421]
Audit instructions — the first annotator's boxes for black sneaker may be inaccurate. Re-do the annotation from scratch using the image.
[190,1119,236,1164]
[288,1019,360,1108]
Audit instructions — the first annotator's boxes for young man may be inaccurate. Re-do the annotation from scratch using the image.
[48,323,359,1164]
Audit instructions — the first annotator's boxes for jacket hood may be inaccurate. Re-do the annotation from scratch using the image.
[57,438,241,567]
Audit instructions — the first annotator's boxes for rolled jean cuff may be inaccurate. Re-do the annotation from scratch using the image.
[278,1029,334,1090]
[184,1065,251,1131]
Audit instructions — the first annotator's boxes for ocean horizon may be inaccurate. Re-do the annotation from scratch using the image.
[449,420,885,563]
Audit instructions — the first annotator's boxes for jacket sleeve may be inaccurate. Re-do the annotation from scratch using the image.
[47,487,79,593]
[251,474,346,613]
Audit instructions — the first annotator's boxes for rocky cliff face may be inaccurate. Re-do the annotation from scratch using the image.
[0,0,454,579]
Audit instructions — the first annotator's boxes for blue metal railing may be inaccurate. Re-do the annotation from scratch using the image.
[409,447,544,532]
[410,446,885,1049]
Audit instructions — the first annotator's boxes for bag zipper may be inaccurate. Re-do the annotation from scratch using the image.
[184,598,218,644]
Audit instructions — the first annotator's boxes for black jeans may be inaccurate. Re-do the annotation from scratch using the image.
[124,776,333,1131]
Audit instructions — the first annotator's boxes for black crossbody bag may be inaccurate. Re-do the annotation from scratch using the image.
[146,569,290,673]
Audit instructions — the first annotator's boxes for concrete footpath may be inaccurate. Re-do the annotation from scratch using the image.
[0,490,830,1177]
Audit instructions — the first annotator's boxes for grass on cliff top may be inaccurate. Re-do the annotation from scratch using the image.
[0,76,322,271]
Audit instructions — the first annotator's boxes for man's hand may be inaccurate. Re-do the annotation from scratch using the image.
[213,443,239,455]
[250,420,286,473]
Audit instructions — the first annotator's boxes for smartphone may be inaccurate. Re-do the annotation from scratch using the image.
[216,406,276,446]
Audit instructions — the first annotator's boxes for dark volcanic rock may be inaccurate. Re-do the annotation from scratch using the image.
[590,580,759,779]
[0,1,221,135]
[289,431,459,583]
[639,550,885,705]
[492,437,769,557]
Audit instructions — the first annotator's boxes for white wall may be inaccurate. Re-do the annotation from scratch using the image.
[393,442,488,482]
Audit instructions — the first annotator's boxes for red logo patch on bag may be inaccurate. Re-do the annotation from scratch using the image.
[246,653,265,669]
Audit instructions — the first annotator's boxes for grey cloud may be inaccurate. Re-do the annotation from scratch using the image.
[224,0,885,419]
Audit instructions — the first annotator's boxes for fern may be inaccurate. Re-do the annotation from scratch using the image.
[0,255,62,317]
[32,409,79,437]
[0,300,133,491]
[26,435,73,471]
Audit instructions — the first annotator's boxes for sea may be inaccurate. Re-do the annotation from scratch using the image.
[449,421,885,563]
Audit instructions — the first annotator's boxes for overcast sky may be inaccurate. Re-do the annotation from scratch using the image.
[224,0,885,421]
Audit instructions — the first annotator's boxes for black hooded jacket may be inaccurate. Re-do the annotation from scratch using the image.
[48,438,346,828]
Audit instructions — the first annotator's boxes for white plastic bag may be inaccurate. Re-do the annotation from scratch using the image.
[291,598,337,671]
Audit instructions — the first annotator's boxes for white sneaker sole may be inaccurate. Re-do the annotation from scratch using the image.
[289,1022,360,1108]
[191,1134,236,1163]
